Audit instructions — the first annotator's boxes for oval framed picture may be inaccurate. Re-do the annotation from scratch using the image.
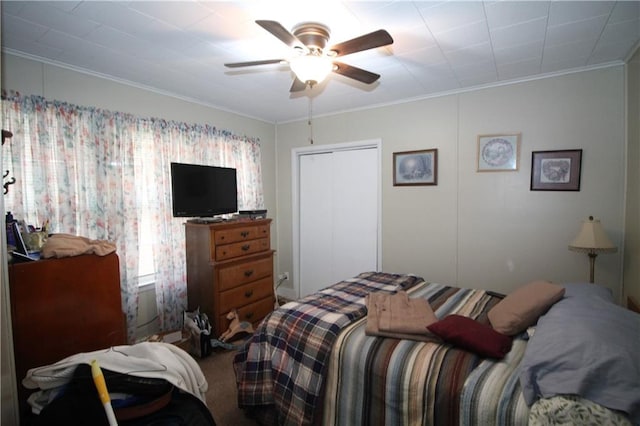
[477,133,521,172]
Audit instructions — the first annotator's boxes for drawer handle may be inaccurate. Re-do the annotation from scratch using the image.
[244,269,254,277]
[241,244,250,251]
[240,231,249,238]
[244,290,254,298]
[245,312,254,320]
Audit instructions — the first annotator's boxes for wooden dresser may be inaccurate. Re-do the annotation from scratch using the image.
[8,252,127,413]
[185,219,275,338]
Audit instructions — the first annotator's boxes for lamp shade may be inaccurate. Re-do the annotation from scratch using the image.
[290,55,333,85]
[568,216,617,253]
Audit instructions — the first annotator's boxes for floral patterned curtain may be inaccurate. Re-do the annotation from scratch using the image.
[2,91,264,342]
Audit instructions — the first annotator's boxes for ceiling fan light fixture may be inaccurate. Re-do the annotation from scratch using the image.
[290,55,333,86]
[226,20,394,92]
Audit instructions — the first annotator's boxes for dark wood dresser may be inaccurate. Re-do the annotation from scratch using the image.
[185,219,275,338]
[8,252,127,412]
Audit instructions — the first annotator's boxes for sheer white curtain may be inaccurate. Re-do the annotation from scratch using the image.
[138,119,264,334]
[2,92,264,341]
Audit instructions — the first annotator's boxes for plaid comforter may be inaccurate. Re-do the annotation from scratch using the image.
[234,272,423,425]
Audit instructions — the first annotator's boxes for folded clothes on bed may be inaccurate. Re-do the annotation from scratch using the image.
[365,291,439,341]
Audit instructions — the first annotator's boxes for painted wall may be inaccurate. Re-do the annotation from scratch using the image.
[276,67,627,301]
[625,49,640,306]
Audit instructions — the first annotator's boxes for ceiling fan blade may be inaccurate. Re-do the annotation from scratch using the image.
[224,59,285,68]
[332,61,380,84]
[328,29,393,57]
[290,77,307,92]
[256,20,306,50]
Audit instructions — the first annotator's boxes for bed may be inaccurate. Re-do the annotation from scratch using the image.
[233,272,639,426]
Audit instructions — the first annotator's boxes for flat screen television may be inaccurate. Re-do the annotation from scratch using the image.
[170,162,238,218]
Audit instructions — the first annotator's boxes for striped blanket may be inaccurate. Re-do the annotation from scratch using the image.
[322,281,530,425]
[234,272,424,425]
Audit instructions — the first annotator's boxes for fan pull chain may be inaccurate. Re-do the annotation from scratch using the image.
[308,96,314,145]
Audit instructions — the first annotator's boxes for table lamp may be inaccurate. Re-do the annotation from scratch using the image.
[568,216,617,283]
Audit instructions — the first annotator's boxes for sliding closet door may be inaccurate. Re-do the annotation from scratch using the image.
[298,146,379,297]
[299,152,333,295]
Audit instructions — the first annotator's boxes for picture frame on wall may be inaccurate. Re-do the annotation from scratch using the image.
[393,149,438,186]
[530,149,582,191]
[477,133,521,172]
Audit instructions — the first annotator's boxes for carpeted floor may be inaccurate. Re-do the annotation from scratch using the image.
[196,347,259,426]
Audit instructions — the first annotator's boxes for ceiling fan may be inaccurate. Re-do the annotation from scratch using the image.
[224,20,394,92]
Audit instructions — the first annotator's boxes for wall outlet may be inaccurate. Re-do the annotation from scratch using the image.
[278,272,289,281]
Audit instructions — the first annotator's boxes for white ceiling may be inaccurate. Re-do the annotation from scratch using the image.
[2,1,639,123]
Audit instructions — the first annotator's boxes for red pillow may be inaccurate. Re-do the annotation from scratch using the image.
[427,315,513,359]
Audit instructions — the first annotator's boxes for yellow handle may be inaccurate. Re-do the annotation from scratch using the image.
[91,359,118,425]
[91,359,110,404]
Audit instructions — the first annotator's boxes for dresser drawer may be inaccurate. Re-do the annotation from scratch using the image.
[218,256,273,291]
[215,238,269,261]
[213,224,269,245]
[219,277,273,311]
[219,296,274,330]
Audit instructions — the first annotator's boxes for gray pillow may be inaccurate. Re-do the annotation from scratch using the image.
[561,283,614,303]
[519,293,640,423]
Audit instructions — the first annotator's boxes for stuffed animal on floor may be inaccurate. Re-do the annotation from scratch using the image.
[218,309,255,342]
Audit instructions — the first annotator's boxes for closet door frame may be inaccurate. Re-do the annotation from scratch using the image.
[291,139,382,299]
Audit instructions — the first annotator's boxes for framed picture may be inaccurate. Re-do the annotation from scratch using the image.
[393,149,438,186]
[530,149,582,191]
[477,133,521,172]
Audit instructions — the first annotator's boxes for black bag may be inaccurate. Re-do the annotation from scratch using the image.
[30,364,216,425]
[183,308,212,358]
